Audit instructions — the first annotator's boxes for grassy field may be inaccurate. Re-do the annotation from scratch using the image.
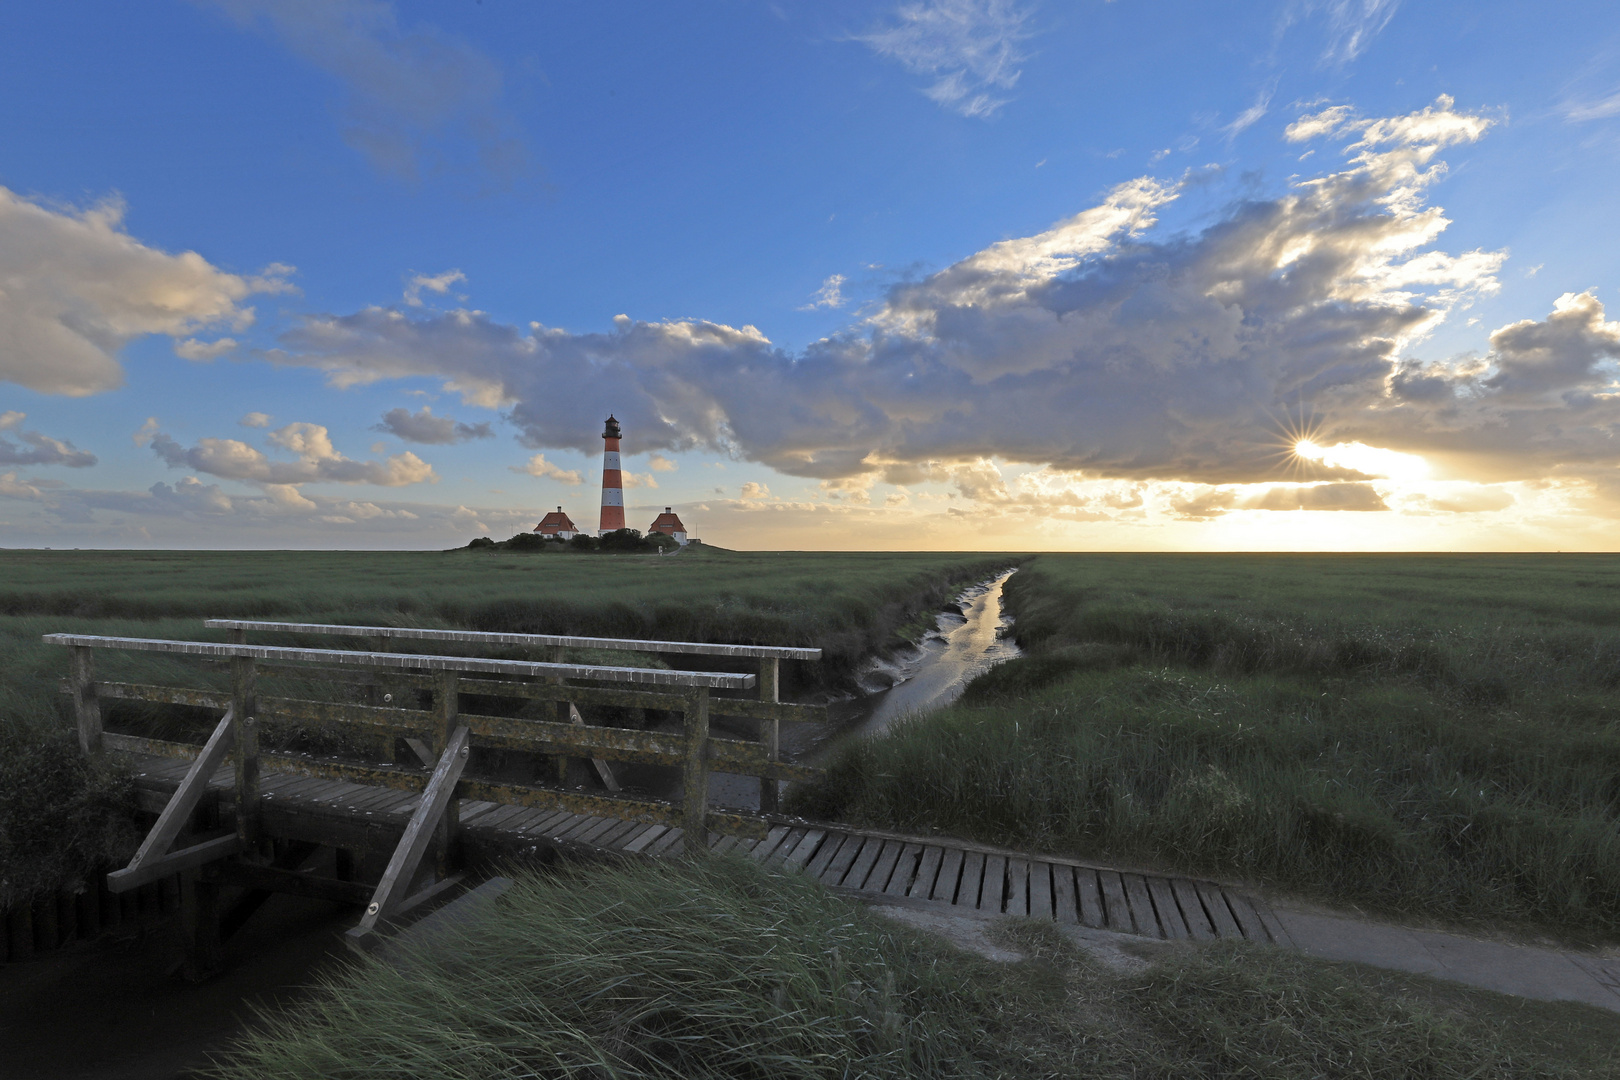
[792,554,1620,941]
[207,856,1619,1080]
[0,546,1009,904]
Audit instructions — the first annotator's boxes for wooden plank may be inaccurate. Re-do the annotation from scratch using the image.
[682,688,710,853]
[1132,875,1173,939]
[1172,879,1217,941]
[711,834,744,855]
[465,804,528,833]
[1052,864,1078,924]
[803,833,848,879]
[954,850,986,908]
[620,824,668,854]
[351,724,472,937]
[750,825,798,862]
[881,843,924,898]
[70,645,104,755]
[122,707,236,875]
[1029,862,1054,921]
[1251,899,1294,947]
[46,633,757,690]
[1075,868,1105,928]
[1195,881,1243,940]
[842,837,888,891]
[864,840,905,894]
[232,656,260,843]
[1220,891,1266,942]
[781,829,827,870]
[554,816,610,843]
[930,847,964,903]
[1005,859,1029,917]
[911,846,944,900]
[589,819,645,849]
[646,827,685,856]
[1097,871,1132,932]
[977,855,1006,914]
[203,619,822,661]
[107,834,242,894]
[818,836,865,886]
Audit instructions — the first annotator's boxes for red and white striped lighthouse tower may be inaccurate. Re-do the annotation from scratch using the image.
[597,414,626,535]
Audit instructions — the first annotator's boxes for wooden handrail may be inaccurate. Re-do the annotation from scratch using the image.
[42,634,756,691]
[203,619,822,661]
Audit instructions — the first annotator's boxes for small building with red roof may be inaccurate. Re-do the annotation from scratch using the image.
[647,507,688,545]
[534,506,580,539]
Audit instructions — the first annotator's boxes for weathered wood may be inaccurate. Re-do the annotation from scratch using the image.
[977,855,1006,913]
[107,834,243,893]
[432,673,461,877]
[1146,877,1188,940]
[70,646,103,755]
[804,833,850,879]
[124,707,235,875]
[1052,864,1078,924]
[757,657,780,812]
[882,843,924,897]
[681,687,710,854]
[1098,871,1131,932]
[781,829,827,870]
[43,634,758,690]
[931,847,965,903]
[843,837,887,891]
[1172,878,1216,940]
[566,702,621,791]
[352,723,472,941]
[1029,861,1054,920]
[232,656,260,844]
[1122,874,1160,938]
[955,850,986,908]
[67,680,232,710]
[1194,881,1242,940]
[1076,869,1105,928]
[1221,889,1267,942]
[1005,858,1029,916]
[203,619,822,661]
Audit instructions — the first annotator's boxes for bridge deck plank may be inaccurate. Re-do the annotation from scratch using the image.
[119,751,1270,945]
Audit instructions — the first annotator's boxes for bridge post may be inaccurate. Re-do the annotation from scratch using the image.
[433,671,461,877]
[682,687,710,853]
[757,657,779,813]
[70,645,103,756]
[549,645,570,784]
[232,653,260,846]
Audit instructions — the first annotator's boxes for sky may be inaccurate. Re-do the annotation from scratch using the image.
[3,1,1619,551]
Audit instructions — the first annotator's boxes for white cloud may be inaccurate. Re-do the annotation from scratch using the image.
[240,412,273,428]
[174,337,239,360]
[647,453,677,472]
[800,274,847,310]
[149,421,436,487]
[857,0,1037,119]
[621,471,658,489]
[373,404,492,443]
[196,0,534,186]
[0,186,291,396]
[1225,83,1275,137]
[1563,90,1620,123]
[1307,0,1402,64]
[510,454,582,485]
[740,481,772,500]
[404,269,467,307]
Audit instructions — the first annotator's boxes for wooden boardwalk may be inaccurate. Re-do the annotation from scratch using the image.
[127,752,1291,946]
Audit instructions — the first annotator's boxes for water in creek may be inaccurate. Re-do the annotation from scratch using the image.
[702,568,1022,809]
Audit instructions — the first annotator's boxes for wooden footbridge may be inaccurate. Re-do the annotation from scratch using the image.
[43,621,1287,976]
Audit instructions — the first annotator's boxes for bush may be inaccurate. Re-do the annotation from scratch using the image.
[466,536,497,549]
[568,533,599,552]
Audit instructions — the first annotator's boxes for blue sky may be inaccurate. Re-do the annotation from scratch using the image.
[3,0,1619,549]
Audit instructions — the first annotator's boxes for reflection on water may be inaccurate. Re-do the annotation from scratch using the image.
[704,568,1022,809]
[838,567,1021,743]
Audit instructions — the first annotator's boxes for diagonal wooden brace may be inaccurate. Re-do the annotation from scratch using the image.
[347,723,471,944]
[108,707,236,894]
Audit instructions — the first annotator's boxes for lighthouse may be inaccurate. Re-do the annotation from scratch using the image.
[597,414,626,535]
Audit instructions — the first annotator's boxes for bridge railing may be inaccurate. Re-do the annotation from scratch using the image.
[45,625,827,948]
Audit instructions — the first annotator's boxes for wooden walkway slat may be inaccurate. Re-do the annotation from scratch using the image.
[123,751,1278,946]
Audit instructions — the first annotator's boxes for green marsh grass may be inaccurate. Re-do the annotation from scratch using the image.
[207,856,1619,1079]
[793,554,1620,940]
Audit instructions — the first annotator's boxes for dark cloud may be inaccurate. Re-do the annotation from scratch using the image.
[373,405,492,444]
[0,414,97,467]
[254,97,1620,506]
